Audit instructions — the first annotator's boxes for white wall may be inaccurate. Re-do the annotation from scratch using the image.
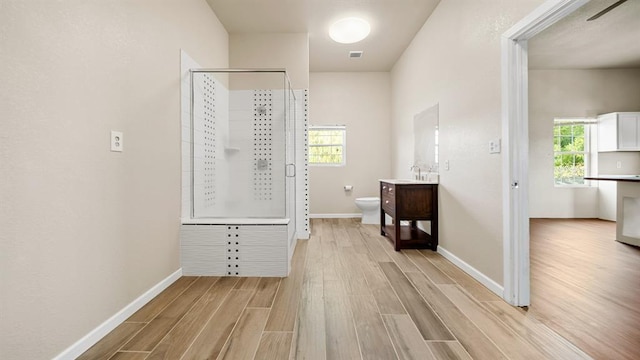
[309,72,392,215]
[0,1,228,359]
[390,0,545,284]
[529,69,640,218]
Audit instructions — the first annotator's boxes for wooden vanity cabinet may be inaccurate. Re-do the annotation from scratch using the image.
[380,181,438,251]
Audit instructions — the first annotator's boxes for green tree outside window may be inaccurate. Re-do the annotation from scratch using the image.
[309,126,346,166]
[554,121,589,185]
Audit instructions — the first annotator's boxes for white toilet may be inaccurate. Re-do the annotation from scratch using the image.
[355,197,381,225]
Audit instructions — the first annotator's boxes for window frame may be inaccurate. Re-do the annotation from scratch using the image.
[553,118,593,188]
[308,125,347,167]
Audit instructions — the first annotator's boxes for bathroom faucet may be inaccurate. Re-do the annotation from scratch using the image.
[410,165,421,180]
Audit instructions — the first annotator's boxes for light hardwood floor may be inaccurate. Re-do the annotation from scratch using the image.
[80,218,637,359]
[529,218,640,360]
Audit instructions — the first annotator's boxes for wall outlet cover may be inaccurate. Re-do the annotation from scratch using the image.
[489,139,501,154]
[111,131,123,152]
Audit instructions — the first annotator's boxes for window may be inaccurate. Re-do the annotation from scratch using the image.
[553,119,592,186]
[308,126,346,166]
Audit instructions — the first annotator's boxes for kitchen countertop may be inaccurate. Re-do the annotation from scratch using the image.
[584,175,640,182]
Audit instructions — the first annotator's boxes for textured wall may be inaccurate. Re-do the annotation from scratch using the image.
[390,0,545,284]
[309,72,392,215]
[0,1,228,358]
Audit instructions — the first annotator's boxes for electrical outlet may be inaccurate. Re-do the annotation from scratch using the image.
[111,131,123,152]
[489,139,501,154]
[617,161,622,169]
[444,160,450,171]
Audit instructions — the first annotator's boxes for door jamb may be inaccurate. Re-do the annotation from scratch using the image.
[501,0,590,306]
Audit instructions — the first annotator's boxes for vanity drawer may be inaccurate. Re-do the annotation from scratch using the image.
[382,197,395,215]
[381,182,395,194]
[381,183,396,201]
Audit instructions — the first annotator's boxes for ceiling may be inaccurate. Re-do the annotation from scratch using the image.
[529,0,640,69]
[205,0,441,72]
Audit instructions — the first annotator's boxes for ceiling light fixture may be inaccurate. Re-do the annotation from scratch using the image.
[329,17,371,44]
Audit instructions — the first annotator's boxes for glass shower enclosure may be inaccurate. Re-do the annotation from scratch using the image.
[189,69,296,225]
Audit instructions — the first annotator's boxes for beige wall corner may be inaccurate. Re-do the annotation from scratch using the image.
[0,0,228,358]
[390,0,546,284]
[309,72,392,215]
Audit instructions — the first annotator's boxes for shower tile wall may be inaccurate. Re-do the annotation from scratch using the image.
[192,73,229,217]
[295,89,310,239]
[220,90,285,218]
[186,85,286,218]
[252,90,274,202]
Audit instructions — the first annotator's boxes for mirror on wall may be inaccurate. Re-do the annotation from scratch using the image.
[413,104,439,173]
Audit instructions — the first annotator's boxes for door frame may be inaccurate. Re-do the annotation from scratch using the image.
[501,0,590,306]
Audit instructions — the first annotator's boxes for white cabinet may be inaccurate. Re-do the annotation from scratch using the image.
[180,224,291,277]
[598,112,640,152]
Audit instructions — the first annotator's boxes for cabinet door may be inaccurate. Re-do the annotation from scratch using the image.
[597,114,617,152]
[618,114,639,150]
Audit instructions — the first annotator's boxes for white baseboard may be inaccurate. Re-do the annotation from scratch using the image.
[437,246,504,298]
[310,213,361,219]
[53,268,183,360]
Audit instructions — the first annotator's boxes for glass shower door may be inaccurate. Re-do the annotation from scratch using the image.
[190,70,289,219]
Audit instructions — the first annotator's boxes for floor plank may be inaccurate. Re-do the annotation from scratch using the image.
[323,279,361,359]
[247,277,281,308]
[293,237,326,360]
[264,240,308,331]
[145,277,238,360]
[404,272,507,360]
[254,332,293,360]
[418,250,502,302]
[380,262,454,341]
[482,300,590,360]
[77,322,146,360]
[180,289,253,360]
[122,277,217,351]
[404,250,455,284]
[382,314,435,360]
[439,284,547,359]
[234,277,261,290]
[108,351,150,360]
[360,259,406,315]
[349,294,398,360]
[218,308,270,360]
[376,236,420,273]
[427,342,472,360]
[126,277,198,322]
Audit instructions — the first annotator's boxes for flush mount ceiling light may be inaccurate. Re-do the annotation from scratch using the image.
[329,17,371,44]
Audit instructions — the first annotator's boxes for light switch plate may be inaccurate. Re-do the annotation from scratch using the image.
[489,139,501,154]
[111,131,123,152]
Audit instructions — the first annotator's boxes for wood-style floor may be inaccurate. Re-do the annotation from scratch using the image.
[79,218,634,360]
[530,218,640,360]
